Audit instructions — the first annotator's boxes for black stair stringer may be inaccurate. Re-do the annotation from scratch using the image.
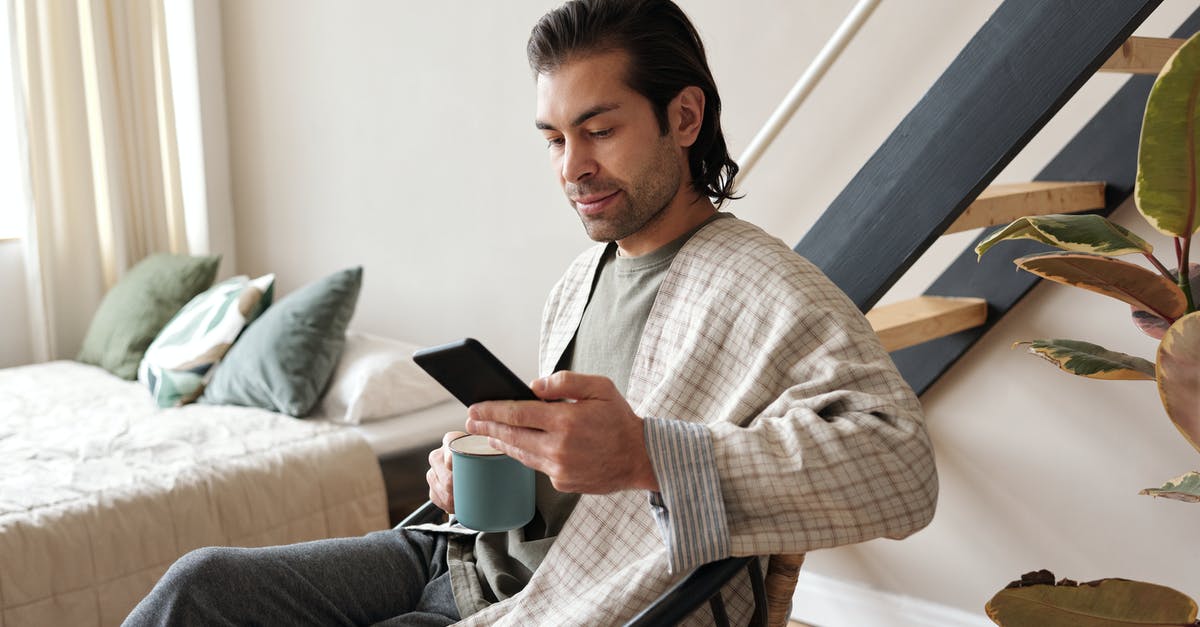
[794,0,1161,313]
[892,8,1200,396]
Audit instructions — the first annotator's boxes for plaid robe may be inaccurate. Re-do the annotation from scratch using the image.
[456,216,938,625]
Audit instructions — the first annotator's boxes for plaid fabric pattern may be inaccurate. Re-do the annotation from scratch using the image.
[456,217,938,625]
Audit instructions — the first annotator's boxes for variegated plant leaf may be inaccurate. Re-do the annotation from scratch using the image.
[1140,471,1200,503]
[1017,339,1156,380]
[1016,252,1187,321]
[1136,31,1200,237]
[975,214,1153,259]
[986,574,1198,626]
[1132,264,1200,339]
[1157,312,1200,454]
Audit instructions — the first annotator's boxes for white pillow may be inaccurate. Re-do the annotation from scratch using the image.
[317,331,452,424]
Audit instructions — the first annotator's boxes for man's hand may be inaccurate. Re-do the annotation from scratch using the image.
[427,430,467,513]
[465,371,660,494]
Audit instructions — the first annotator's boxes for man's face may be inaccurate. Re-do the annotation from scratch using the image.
[536,51,686,244]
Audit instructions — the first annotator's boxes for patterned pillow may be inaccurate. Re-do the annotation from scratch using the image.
[138,274,275,407]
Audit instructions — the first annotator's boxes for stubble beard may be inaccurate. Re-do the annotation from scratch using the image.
[571,137,683,244]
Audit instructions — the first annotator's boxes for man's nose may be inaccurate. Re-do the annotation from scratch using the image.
[561,142,596,182]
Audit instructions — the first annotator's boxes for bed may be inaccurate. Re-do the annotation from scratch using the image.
[349,401,465,524]
[0,359,463,627]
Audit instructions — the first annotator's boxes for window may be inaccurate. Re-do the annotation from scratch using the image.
[0,3,25,241]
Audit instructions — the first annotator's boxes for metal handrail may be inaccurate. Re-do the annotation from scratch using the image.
[736,0,881,185]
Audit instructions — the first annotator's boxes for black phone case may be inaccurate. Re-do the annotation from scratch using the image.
[412,338,539,406]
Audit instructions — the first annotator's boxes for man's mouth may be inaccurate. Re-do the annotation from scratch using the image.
[572,190,620,216]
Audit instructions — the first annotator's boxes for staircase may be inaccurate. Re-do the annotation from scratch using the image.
[629,6,1200,625]
[807,0,1200,396]
[866,181,1106,353]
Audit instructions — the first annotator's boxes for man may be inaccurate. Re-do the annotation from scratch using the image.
[126,0,936,625]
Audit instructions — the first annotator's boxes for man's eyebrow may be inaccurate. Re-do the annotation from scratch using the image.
[535,103,621,131]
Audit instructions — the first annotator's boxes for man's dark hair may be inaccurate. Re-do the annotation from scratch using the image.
[528,0,740,206]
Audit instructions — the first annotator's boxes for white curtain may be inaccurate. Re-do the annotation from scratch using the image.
[13,0,189,361]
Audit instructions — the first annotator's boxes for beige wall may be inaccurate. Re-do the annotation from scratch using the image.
[217,0,1200,618]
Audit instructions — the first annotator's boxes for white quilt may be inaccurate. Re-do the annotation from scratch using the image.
[0,361,389,627]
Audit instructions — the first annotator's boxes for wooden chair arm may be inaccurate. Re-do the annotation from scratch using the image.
[765,553,806,627]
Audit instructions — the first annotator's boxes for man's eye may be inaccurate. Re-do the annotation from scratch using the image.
[546,137,565,149]
[589,129,613,139]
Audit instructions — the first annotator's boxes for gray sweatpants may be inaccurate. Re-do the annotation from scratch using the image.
[123,529,461,626]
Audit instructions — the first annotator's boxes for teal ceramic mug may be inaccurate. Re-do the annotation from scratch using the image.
[450,434,535,532]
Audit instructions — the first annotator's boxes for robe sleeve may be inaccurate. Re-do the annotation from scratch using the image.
[642,417,731,574]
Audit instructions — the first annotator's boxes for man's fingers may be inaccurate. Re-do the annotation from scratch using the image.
[485,435,554,477]
[439,431,467,469]
[427,467,453,512]
[468,418,541,450]
[465,417,556,474]
[443,430,468,450]
[468,401,553,430]
[427,430,468,512]
[532,370,615,401]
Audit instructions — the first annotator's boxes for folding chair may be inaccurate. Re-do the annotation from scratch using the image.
[398,501,805,626]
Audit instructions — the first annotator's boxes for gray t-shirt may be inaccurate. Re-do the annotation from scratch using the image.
[447,213,729,616]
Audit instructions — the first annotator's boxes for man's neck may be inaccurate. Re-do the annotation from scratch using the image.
[616,196,718,258]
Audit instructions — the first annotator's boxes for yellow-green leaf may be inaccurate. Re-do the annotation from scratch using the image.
[1018,339,1156,381]
[1157,312,1200,454]
[1136,31,1200,237]
[1140,471,1200,503]
[987,577,1198,626]
[975,214,1153,259]
[1016,252,1187,321]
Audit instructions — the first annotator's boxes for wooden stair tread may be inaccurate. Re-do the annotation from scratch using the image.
[944,181,1105,234]
[1099,36,1185,74]
[867,296,988,352]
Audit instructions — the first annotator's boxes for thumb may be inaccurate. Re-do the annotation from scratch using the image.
[532,370,615,401]
[443,431,468,449]
[444,427,465,461]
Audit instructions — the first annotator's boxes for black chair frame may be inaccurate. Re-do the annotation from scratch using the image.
[398,500,768,626]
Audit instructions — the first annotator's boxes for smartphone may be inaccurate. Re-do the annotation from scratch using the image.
[412,338,539,406]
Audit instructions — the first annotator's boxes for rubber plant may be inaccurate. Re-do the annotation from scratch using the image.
[979,32,1200,626]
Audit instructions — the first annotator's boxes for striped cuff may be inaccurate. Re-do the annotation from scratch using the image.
[643,417,731,574]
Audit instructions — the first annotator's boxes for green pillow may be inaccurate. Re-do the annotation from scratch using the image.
[200,266,362,417]
[77,253,221,380]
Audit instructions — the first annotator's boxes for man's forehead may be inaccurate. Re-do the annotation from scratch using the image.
[535,51,636,126]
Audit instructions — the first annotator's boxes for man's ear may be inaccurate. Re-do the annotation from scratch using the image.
[669,85,705,148]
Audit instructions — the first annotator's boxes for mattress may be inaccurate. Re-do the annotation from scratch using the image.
[347,400,466,457]
[0,361,389,627]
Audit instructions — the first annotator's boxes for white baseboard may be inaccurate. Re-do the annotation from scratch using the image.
[791,571,994,627]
